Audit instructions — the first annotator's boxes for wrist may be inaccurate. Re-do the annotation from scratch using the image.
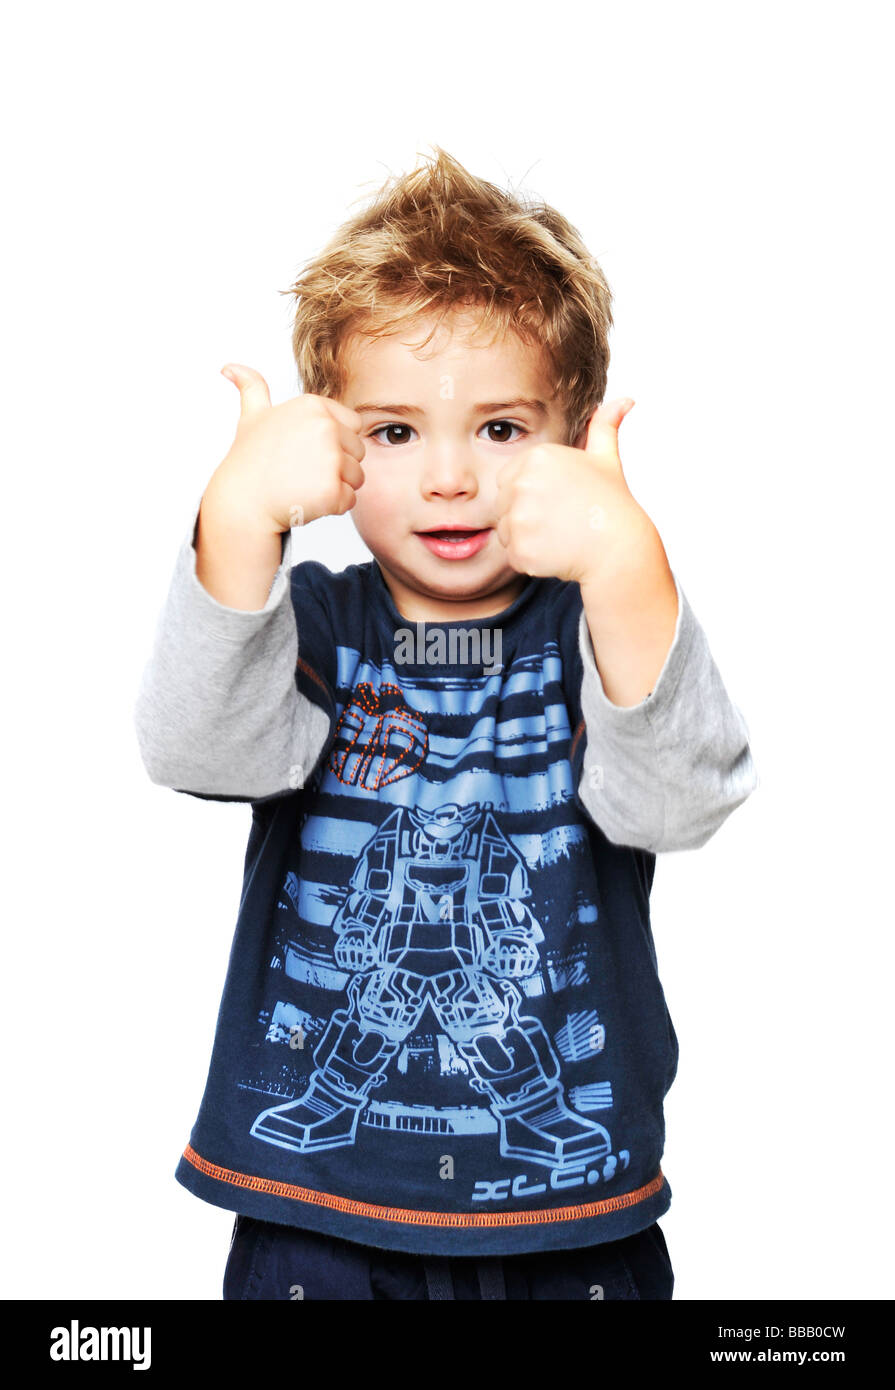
[576,495,652,585]
[199,480,283,543]
[578,516,668,612]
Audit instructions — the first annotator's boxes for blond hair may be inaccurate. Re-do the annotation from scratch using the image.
[280,146,613,445]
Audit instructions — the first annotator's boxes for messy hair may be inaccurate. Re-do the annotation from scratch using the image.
[280,145,613,445]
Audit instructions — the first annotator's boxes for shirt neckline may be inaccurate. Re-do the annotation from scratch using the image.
[369,559,542,630]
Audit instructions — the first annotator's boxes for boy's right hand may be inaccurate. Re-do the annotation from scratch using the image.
[203,364,367,533]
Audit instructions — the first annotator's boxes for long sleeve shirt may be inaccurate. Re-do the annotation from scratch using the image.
[133,507,757,1255]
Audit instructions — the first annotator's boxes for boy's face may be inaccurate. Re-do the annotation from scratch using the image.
[338,309,580,621]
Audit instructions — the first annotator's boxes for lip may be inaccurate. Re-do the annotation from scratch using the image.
[415,526,492,561]
[416,523,492,532]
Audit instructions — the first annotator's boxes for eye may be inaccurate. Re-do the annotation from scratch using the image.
[368,423,417,446]
[479,419,528,443]
[367,419,529,446]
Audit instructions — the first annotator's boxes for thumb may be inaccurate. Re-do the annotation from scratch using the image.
[221,363,272,417]
[583,397,635,455]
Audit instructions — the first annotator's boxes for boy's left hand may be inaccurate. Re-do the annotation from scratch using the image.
[494,399,660,587]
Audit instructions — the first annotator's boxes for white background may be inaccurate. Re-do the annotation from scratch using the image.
[2,0,892,1301]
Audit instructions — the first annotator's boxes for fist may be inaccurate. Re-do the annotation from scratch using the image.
[495,398,653,587]
[207,363,367,533]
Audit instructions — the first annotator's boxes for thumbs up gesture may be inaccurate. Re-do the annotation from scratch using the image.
[495,398,661,588]
[204,363,367,535]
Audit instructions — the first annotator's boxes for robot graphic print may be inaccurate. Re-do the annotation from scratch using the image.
[251,800,615,1173]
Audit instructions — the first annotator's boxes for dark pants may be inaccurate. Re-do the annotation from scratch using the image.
[223,1214,674,1300]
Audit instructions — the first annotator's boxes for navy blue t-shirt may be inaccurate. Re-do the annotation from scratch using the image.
[175,557,677,1256]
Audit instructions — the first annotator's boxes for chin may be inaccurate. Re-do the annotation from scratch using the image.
[421,569,511,598]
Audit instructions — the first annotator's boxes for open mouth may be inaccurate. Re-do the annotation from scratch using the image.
[415,527,492,560]
[421,529,484,540]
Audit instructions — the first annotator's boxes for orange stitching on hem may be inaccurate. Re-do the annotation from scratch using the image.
[181,1143,665,1228]
[570,718,585,762]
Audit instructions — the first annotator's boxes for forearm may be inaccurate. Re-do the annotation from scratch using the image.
[575,565,758,853]
[195,485,285,611]
[134,506,329,800]
[579,520,679,707]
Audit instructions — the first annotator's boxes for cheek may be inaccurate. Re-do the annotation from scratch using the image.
[352,477,396,538]
[358,466,408,520]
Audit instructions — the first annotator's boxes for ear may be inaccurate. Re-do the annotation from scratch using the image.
[570,404,603,449]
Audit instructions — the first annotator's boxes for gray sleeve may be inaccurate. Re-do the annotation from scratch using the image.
[576,572,758,852]
[133,504,331,801]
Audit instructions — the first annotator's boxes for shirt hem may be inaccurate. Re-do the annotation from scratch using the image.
[175,1143,671,1257]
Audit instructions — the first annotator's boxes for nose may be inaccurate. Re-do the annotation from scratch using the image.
[419,444,479,501]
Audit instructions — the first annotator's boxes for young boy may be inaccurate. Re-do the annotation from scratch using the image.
[134,147,757,1301]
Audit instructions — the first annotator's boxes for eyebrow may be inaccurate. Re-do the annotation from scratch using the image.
[352,398,549,417]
